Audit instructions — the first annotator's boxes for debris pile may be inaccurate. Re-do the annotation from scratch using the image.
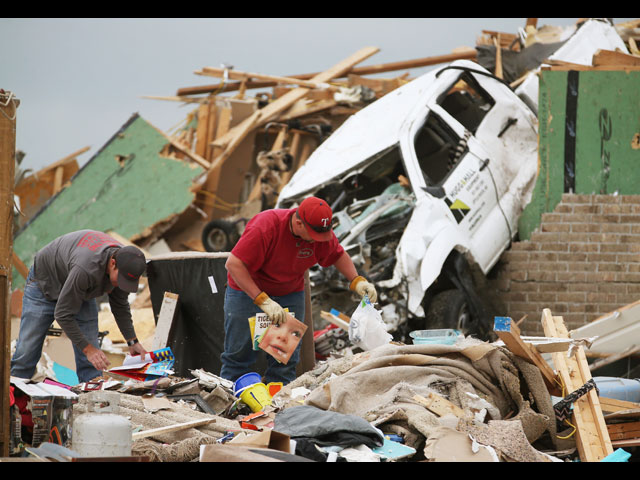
[6,18,640,462]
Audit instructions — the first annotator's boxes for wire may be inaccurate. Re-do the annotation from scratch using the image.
[554,374,577,439]
[484,162,513,242]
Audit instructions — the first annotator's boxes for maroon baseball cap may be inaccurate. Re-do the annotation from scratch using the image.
[297,196,334,242]
[114,246,146,293]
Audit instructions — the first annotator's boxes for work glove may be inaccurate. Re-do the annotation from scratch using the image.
[254,291,287,326]
[349,275,377,304]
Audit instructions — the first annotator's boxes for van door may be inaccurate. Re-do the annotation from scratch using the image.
[410,108,511,270]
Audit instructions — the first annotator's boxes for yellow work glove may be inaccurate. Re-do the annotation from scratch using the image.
[349,276,377,303]
[254,292,287,325]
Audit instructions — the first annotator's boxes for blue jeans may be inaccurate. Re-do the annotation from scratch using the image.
[11,267,101,383]
[220,287,305,385]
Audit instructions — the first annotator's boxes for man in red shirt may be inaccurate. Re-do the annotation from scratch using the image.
[221,196,376,385]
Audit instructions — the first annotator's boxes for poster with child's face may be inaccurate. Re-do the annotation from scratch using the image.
[258,313,307,365]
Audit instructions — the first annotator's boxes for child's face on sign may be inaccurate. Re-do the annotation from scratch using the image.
[260,319,305,363]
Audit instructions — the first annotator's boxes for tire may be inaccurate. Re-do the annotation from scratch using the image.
[424,289,472,334]
[201,219,237,252]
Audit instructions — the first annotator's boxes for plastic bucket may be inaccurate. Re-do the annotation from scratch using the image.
[239,383,272,412]
[409,329,461,345]
[234,372,261,396]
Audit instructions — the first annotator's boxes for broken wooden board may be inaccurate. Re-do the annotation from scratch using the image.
[132,417,216,440]
[493,316,562,396]
[607,420,640,442]
[541,308,613,462]
[152,292,178,350]
[197,67,340,91]
[599,396,640,414]
[592,49,640,67]
[412,393,466,419]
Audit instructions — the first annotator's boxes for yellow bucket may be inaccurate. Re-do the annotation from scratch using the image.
[239,383,272,412]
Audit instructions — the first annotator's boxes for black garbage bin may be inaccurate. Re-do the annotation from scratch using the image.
[146,252,267,377]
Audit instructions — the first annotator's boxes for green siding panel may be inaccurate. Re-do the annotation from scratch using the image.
[12,114,203,289]
[518,70,640,240]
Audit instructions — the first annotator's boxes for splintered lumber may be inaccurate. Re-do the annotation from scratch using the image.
[541,309,613,462]
[544,59,640,72]
[206,47,380,174]
[493,316,562,396]
[412,393,466,418]
[494,34,503,79]
[197,67,340,91]
[592,49,640,67]
[607,421,640,442]
[158,129,211,170]
[152,292,179,350]
[195,101,212,158]
[132,418,216,440]
[42,146,90,173]
[599,397,640,414]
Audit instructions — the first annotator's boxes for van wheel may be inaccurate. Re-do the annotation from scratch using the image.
[424,289,472,334]
[202,219,236,252]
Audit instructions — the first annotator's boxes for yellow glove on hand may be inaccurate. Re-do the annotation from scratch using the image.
[349,276,377,303]
[254,292,287,326]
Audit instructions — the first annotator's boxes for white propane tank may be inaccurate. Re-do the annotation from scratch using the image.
[72,391,132,457]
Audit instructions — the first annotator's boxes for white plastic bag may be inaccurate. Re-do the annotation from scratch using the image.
[349,296,392,351]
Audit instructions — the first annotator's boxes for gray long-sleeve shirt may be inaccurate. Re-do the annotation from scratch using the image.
[32,230,138,351]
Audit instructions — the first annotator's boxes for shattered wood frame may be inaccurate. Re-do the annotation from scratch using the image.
[541,308,613,462]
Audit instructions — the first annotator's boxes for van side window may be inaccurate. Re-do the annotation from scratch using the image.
[414,114,460,185]
[438,73,494,134]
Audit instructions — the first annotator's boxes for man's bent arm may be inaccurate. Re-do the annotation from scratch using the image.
[226,253,262,300]
[332,251,359,283]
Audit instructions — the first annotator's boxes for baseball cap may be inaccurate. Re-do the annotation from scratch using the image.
[297,196,334,242]
[114,246,146,293]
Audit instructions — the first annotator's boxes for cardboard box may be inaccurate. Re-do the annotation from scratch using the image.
[228,429,293,453]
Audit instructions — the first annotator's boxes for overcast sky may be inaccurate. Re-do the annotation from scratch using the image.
[2,18,632,173]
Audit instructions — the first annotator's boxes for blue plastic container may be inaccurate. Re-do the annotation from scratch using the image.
[593,376,640,403]
[233,372,261,396]
[409,329,461,346]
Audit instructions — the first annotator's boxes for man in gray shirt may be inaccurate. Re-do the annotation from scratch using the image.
[11,230,148,383]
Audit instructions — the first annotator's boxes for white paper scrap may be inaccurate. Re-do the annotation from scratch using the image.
[208,275,218,294]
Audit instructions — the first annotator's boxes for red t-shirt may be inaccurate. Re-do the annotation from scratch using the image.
[228,208,344,296]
